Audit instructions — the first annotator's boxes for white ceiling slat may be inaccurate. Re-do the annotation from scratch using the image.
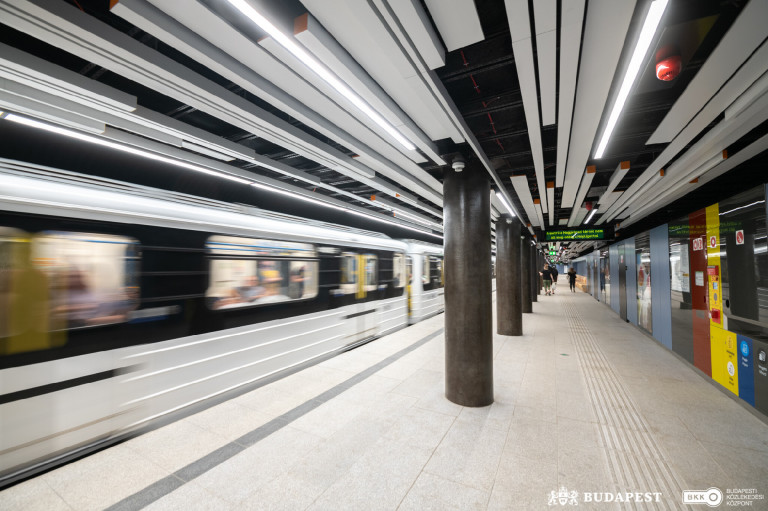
[0,2,444,218]
[301,0,461,142]
[386,0,445,70]
[423,0,484,52]
[596,191,623,221]
[293,13,445,165]
[14,0,376,180]
[505,0,547,213]
[604,75,768,223]
[254,37,443,205]
[647,0,768,144]
[601,40,768,221]
[535,202,545,229]
[572,207,589,226]
[559,218,569,226]
[561,0,636,208]
[567,166,596,226]
[510,175,540,227]
[627,156,726,222]
[546,182,555,226]
[0,86,105,134]
[257,36,431,170]
[0,41,136,113]
[601,161,630,199]
[533,0,557,126]
[139,0,438,191]
[108,0,450,207]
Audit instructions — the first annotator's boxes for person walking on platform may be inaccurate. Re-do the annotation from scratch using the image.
[550,265,558,293]
[540,263,554,296]
[567,267,577,292]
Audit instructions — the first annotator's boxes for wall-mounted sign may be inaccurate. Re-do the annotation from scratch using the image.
[544,228,609,241]
[736,230,745,245]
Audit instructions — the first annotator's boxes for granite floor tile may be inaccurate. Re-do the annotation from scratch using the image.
[399,472,490,511]
[0,477,73,511]
[424,418,507,491]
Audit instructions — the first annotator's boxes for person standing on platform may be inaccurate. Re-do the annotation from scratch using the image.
[550,265,558,293]
[567,267,577,292]
[540,263,554,296]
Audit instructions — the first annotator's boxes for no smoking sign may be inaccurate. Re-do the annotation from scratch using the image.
[736,230,744,245]
[710,235,717,248]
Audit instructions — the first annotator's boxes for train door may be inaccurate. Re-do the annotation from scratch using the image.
[619,245,628,321]
[406,256,413,319]
[359,254,378,339]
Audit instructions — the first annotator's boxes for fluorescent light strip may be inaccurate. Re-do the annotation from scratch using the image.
[5,114,251,184]
[392,208,434,227]
[594,0,668,158]
[226,0,415,151]
[584,208,598,224]
[494,191,516,217]
[5,114,438,238]
[251,182,442,239]
[719,200,765,216]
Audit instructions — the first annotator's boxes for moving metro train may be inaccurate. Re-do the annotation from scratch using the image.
[0,159,445,486]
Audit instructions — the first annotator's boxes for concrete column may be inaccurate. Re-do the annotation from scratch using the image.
[443,165,493,407]
[496,217,522,335]
[530,245,538,302]
[521,236,532,313]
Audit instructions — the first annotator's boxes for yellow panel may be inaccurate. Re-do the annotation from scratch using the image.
[705,203,738,395]
[710,327,739,395]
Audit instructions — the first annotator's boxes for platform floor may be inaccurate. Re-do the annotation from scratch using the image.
[3,288,768,510]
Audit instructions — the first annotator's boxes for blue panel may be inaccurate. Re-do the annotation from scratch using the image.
[592,250,600,301]
[738,335,756,406]
[610,245,620,314]
[651,224,673,349]
[626,238,638,325]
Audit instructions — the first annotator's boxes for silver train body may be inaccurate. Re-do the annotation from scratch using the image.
[0,159,444,486]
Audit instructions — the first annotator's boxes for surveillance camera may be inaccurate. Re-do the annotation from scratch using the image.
[452,159,465,172]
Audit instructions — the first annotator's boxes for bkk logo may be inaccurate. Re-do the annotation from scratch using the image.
[548,487,663,506]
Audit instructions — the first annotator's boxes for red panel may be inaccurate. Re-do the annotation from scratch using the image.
[690,209,711,376]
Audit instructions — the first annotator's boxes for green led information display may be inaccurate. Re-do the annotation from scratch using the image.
[545,228,606,241]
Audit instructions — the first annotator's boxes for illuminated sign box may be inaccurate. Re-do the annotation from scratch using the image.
[545,228,608,241]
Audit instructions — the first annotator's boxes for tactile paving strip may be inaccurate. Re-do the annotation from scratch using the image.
[562,299,690,510]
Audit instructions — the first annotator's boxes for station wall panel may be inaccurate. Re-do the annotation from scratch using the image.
[650,224,672,349]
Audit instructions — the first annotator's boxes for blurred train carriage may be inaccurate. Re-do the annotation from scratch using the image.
[0,161,444,487]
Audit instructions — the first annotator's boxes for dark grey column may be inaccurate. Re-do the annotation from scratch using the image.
[530,245,538,302]
[496,218,522,335]
[443,165,493,407]
[520,236,532,313]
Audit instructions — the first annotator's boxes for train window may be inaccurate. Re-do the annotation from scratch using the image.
[434,257,444,288]
[206,236,318,309]
[393,253,406,288]
[422,256,430,286]
[30,231,140,330]
[339,252,357,295]
[364,254,378,292]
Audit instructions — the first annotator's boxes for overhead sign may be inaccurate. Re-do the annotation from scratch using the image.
[545,228,608,241]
